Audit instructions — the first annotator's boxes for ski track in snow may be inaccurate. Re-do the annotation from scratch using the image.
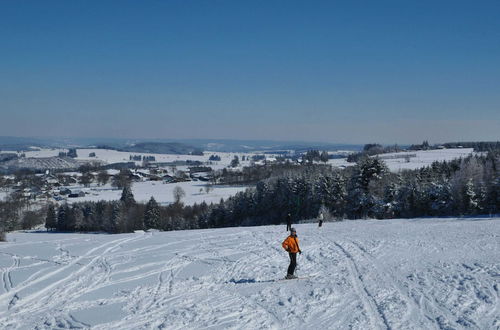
[0,218,499,329]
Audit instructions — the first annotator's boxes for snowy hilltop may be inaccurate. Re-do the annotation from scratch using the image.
[0,217,499,329]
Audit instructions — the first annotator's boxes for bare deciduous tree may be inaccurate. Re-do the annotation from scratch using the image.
[173,186,186,204]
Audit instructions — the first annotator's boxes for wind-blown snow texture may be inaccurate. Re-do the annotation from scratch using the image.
[1,218,499,329]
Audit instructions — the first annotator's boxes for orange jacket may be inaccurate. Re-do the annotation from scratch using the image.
[282,235,301,253]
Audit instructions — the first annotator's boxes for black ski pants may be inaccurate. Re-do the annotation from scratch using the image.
[287,252,297,275]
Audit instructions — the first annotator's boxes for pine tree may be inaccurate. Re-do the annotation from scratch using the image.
[230,155,240,167]
[83,203,97,231]
[73,205,85,231]
[94,201,107,231]
[105,203,122,233]
[463,179,478,214]
[45,204,57,231]
[120,186,135,206]
[57,204,67,231]
[144,197,160,230]
[425,180,452,216]
[320,151,330,163]
[487,176,500,213]
[358,157,388,192]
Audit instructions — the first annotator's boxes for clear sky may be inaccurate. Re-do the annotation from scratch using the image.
[1,0,499,144]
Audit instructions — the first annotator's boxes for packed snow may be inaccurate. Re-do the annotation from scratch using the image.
[1,217,498,329]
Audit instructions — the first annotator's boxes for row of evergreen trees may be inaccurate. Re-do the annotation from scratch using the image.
[45,187,208,233]
[43,151,499,233]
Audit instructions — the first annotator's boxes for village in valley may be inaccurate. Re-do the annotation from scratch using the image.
[0,146,258,207]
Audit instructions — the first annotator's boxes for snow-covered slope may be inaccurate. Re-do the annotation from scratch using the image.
[1,218,499,329]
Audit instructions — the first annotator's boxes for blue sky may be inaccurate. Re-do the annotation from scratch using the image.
[1,0,499,144]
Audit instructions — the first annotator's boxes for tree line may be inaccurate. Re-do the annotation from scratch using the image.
[203,151,499,227]
[44,186,209,233]
[442,141,500,152]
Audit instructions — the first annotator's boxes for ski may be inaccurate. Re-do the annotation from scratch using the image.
[277,275,316,281]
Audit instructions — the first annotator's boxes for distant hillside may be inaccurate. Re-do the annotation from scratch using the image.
[0,136,49,151]
[0,136,363,153]
[116,142,204,155]
[178,139,363,153]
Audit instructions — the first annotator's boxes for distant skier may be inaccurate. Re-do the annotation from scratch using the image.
[286,213,292,231]
[318,212,324,227]
[282,227,302,279]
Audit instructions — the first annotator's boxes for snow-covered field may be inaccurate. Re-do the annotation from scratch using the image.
[66,181,248,206]
[1,217,498,329]
[22,148,255,171]
[327,148,475,172]
[378,148,475,172]
[21,147,475,173]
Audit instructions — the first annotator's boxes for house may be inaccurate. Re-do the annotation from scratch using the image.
[59,188,72,195]
[162,175,175,183]
[149,175,163,181]
[68,190,85,198]
[188,166,212,174]
[190,172,211,182]
[42,173,60,185]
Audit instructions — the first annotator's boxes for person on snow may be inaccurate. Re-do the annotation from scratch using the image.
[318,212,324,227]
[282,227,301,279]
[286,213,292,231]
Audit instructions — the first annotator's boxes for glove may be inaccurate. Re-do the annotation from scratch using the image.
[299,250,302,254]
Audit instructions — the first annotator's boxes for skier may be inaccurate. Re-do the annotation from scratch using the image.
[286,213,292,231]
[318,212,324,227]
[282,227,302,279]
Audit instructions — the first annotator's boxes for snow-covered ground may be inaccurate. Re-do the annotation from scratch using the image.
[378,148,475,172]
[1,217,498,329]
[65,181,248,206]
[22,148,255,171]
[21,147,476,173]
[327,148,475,172]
